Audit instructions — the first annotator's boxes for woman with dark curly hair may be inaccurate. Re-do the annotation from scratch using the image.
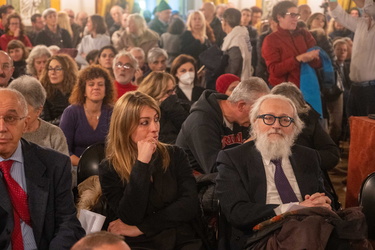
[0,12,32,51]
[60,65,115,166]
[40,54,78,125]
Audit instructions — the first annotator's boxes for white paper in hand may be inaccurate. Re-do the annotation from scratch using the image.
[78,209,106,234]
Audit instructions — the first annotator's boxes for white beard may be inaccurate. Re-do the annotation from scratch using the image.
[254,129,295,160]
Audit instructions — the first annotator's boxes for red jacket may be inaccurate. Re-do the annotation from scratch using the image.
[0,33,32,51]
[262,26,321,87]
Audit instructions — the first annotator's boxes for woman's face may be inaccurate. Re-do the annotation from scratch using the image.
[176,62,195,79]
[27,104,42,129]
[191,13,203,30]
[86,17,93,33]
[310,14,326,30]
[8,48,23,62]
[131,106,160,144]
[159,80,176,102]
[33,55,49,76]
[241,10,252,26]
[334,43,348,62]
[225,81,240,96]
[48,59,64,84]
[98,49,115,69]
[85,77,106,103]
[278,7,300,31]
[8,17,20,33]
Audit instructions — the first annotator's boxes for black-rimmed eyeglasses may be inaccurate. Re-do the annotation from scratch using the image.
[256,114,295,127]
[0,115,26,125]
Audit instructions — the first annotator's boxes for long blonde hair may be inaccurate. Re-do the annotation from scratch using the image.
[187,11,207,40]
[58,11,73,37]
[106,91,170,181]
[137,71,176,102]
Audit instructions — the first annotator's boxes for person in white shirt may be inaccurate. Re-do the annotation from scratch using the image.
[329,0,375,116]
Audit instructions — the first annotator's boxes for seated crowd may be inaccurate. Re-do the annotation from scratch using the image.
[0,0,374,249]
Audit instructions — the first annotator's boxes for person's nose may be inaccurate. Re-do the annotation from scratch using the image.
[0,118,7,131]
[272,119,282,129]
[150,120,159,132]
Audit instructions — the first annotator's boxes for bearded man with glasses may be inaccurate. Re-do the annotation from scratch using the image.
[215,94,362,249]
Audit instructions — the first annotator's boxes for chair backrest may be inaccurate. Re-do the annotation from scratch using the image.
[358,172,375,240]
[77,143,105,185]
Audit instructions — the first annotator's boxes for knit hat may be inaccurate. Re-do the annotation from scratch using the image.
[156,1,172,12]
[216,74,241,94]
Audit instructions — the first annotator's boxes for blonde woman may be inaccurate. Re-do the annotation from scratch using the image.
[57,11,73,38]
[138,71,189,144]
[99,91,202,249]
[181,11,212,61]
[114,13,159,56]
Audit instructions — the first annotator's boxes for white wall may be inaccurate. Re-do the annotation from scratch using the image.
[60,0,96,16]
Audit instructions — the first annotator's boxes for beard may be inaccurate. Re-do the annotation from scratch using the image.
[254,128,295,160]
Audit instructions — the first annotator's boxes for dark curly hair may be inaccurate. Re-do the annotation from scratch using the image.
[5,13,25,38]
[272,1,297,24]
[69,65,115,106]
[39,54,78,97]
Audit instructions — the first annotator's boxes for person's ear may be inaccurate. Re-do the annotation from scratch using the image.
[237,101,247,112]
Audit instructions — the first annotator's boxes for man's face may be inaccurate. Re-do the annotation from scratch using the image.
[200,2,215,21]
[2,7,14,25]
[0,53,14,87]
[158,9,172,23]
[0,91,28,159]
[33,16,44,30]
[130,50,144,68]
[234,102,252,127]
[253,98,297,159]
[113,55,136,84]
[148,56,167,72]
[256,98,295,142]
[65,9,75,24]
[76,12,88,28]
[251,12,262,26]
[111,7,123,24]
[278,7,299,31]
[334,44,348,63]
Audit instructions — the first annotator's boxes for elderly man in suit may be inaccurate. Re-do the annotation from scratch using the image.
[216,94,333,249]
[0,88,84,249]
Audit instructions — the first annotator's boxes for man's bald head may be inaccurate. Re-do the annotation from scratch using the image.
[0,51,14,87]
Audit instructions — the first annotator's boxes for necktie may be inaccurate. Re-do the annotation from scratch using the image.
[271,159,299,203]
[0,160,31,250]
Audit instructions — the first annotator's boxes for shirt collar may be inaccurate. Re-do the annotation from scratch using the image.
[0,141,23,164]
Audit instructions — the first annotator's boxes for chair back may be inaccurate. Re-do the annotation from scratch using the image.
[77,143,105,185]
[358,172,375,240]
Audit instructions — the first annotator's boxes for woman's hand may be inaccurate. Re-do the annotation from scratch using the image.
[14,27,20,38]
[296,49,320,63]
[300,192,332,210]
[108,219,144,237]
[137,137,157,164]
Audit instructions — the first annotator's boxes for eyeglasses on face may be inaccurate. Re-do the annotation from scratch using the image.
[0,63,11,71]
[166,86,177,96]
[115,63,134,70]
[256,114,295,127]
[48,67,63,72]
[285,12,301,19]
[0,115,26,125]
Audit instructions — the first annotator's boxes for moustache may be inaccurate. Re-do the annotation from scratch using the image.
[267,129,285,137]
[0,73,6,78]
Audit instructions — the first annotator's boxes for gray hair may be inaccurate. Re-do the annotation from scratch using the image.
[26,45,52,76]
[0,88,28,116]
[228,77,270,104]
[147,47,168,63]
[42,8,57,18]
[8,75,46,110]
[249,94,304,138]
[130,47,145,60]
[112,50,138,70]
[271,82,310,115]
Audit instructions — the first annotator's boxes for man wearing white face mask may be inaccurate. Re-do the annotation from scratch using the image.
[170,54,205,106]
[329,0,375,117]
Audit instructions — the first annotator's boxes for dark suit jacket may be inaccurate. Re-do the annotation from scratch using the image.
[0,139,85,250]
[216,141,328,248]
